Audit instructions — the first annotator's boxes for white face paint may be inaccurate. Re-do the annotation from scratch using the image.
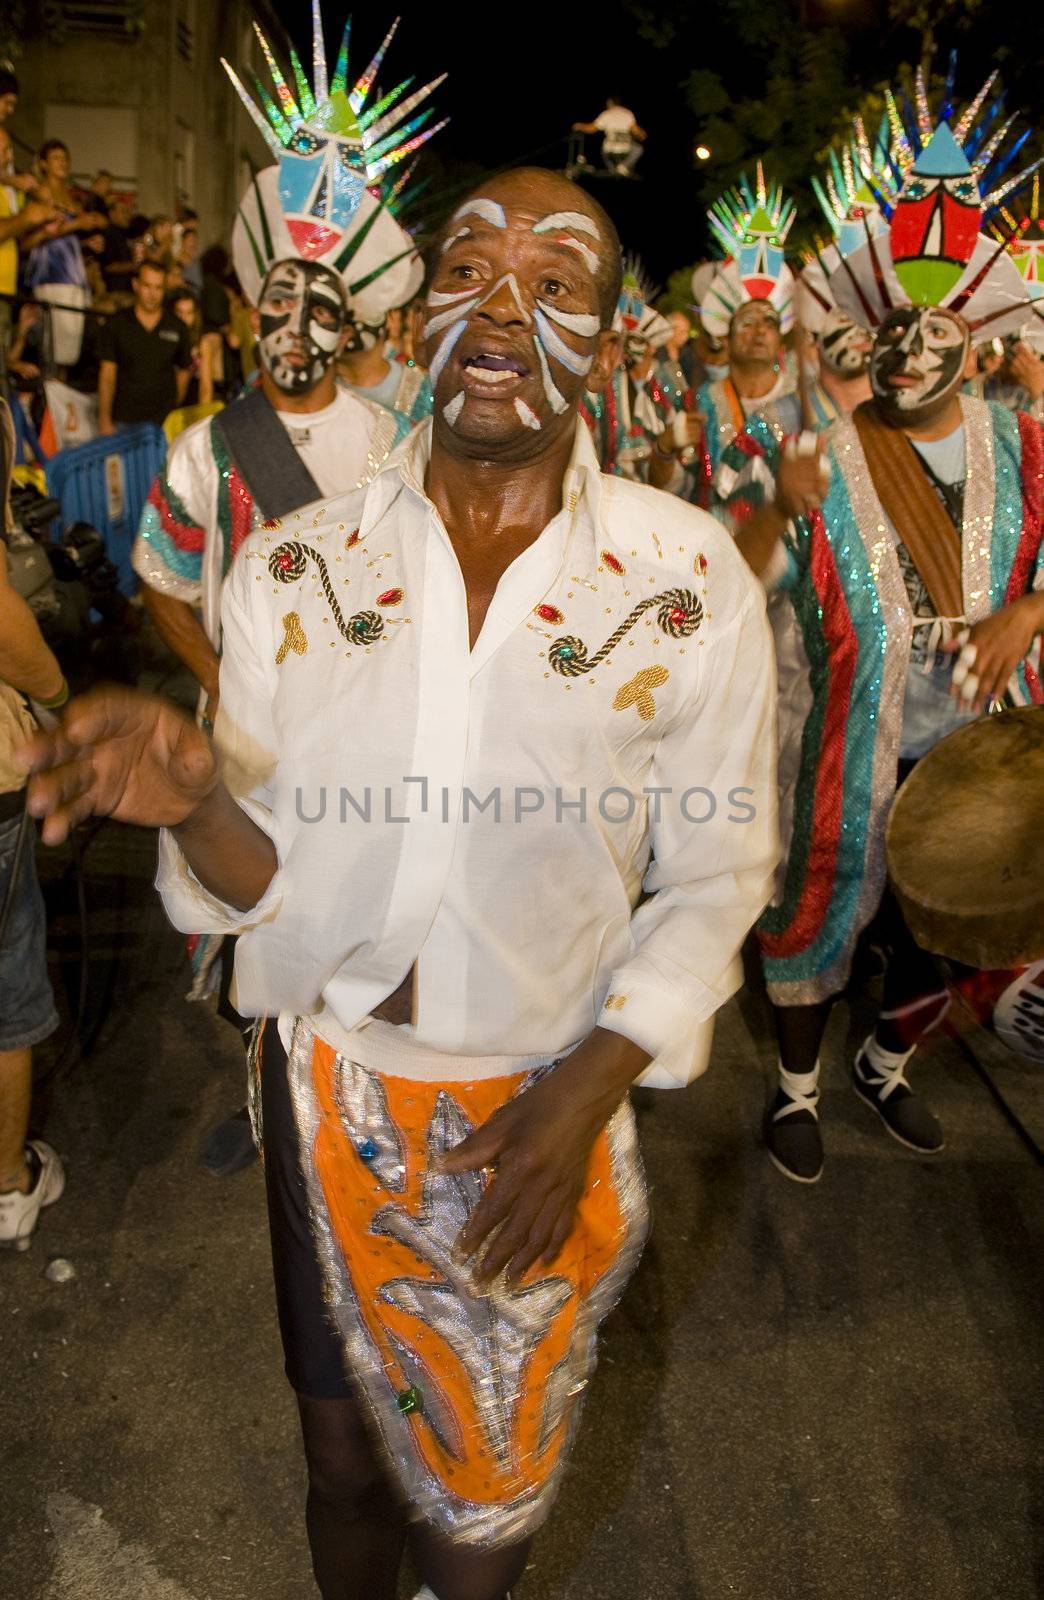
[427,193,608,433]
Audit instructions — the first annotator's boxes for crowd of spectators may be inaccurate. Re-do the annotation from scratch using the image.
[0,68,258,442]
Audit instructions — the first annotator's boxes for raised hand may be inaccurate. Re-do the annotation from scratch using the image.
[18,687,219,846]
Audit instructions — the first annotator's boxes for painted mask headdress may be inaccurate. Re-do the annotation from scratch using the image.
[700,165,796,340]
[820,62,1042,341]
[993,176,1044,352]
[222,4,447,324]
[615,257,672,352]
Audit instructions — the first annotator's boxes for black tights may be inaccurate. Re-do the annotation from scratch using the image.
[773,890,950,1074]
[296,1393,531,1600]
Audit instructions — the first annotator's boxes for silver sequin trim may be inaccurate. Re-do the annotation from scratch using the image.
[284,1019,649,1548]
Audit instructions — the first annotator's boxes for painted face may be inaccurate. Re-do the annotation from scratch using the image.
[258,259,348,393]
[728,300,781,365]
[890,125,982,305]
[623,332,651,370]
[818,307,872,377]
[870,306,969,424]
[342,311,386,354]
[424,191,610,442]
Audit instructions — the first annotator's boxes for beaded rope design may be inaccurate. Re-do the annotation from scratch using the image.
[548,588,704,676]
[269,541,384,646]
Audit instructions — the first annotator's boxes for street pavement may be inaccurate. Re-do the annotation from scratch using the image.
[2,790,1041,1600]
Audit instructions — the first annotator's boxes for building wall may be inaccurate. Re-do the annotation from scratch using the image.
[9,0,279,252]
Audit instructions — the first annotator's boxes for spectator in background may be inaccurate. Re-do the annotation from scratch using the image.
[100,195,135,295]
[1,80,57,384]
[177,222,202,293]
[143,214,174,271]
[84,169,113,216]
[656,309,699,388]
[96,260,192,433]
[199,243,231,335]
[0,396,67,1252]
[573,96,647,175]
[21,140,107,369]
[167,287,213,406]
[223,272,254,390]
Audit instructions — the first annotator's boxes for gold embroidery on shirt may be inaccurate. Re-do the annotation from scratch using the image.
[604,993,627,1010]
[613,665,669,721]
[276,612,308,664]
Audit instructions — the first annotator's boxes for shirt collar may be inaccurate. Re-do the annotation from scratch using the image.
[363,413,606,535]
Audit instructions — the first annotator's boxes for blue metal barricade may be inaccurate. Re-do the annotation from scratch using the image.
[45,425,167,595]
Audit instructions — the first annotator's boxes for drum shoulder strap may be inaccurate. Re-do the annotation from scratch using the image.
[213,388,323,522]
[852,401,963,619]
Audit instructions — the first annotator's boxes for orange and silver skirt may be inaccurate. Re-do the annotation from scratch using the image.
[255,1017,648,1548]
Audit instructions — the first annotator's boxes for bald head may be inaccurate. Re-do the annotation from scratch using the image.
[429,166,623,327]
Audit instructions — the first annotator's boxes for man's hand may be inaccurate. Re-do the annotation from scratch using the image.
[439,1028,649,1286]
[775,432,830,520]
[1009,343,1044,404]
[943,593,1044,712]
[21,198,58,232]
[17,687,219,846]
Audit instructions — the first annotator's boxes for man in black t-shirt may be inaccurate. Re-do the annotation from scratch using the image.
[97,261,192,431]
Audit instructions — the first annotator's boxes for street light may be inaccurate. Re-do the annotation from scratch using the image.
[695,144,712,162]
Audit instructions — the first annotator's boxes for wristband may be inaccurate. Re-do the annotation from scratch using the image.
[36,676,69,711]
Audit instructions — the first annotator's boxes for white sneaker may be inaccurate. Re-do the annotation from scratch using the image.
[0,1141,66,1252]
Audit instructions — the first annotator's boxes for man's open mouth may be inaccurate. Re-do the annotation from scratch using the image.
[458,350,529,387]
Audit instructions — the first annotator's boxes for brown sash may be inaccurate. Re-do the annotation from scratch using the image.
[852,401,964,619]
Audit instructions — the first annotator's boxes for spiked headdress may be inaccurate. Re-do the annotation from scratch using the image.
[222,5,447,320]
[701,165,796,339]
[821,59,1041,339]
[615,257,672,349]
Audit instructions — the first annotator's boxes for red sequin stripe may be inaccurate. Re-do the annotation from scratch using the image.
[728,496,756,527]
[759,510,859,960]
[1005,410,1044,604]
[148,477,205,552]
[604,377,618,476]
[730,428,764,461]
[227,461,253,560]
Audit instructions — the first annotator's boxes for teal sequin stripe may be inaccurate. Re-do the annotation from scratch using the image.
[137,499,203,583]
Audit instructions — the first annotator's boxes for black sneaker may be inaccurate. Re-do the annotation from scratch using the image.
[199,1105,259,1177]
[764,1084,823,1184]
[852,1040,944,1153]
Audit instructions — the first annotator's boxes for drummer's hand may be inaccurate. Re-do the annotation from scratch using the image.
[775,433,830,520]
[439,1029,649,1286]
[16,687,219,845]
[942,594,1044,712]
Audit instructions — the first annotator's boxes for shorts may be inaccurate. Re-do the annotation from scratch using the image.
[0,802,59,1052]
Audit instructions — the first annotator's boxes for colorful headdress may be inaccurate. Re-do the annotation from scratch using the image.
[801,121,894,333]
[223,5,446,320]
[615,257,672,349]
[994,177,1044,351]
[701,165,796,339]
[821,62,1041,339]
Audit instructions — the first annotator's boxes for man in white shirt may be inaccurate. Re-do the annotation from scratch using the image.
[21,168,778,1600]
[573,97,647,175]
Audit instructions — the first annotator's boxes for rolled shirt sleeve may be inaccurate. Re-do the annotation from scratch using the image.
[597,585,780,1088]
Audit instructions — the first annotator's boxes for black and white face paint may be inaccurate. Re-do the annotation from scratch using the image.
[870,305,969,426]
[818,306,872,378]
[258,259,348,394]
[342,311,387,355]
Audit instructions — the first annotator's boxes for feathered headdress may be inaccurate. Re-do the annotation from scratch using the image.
[222,4,447,320]
[821,59,1041,339]
[615,256,672,349]
[701,165,796,339]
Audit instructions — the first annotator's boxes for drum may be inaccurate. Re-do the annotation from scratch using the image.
[886,707,1044,971]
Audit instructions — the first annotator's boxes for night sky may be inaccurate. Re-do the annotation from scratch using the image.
[271,0,1041,287]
